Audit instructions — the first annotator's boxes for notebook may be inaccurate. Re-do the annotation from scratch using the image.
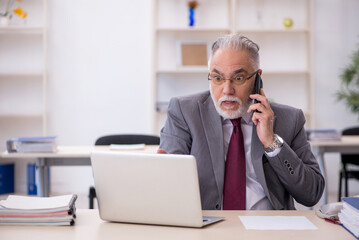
[90,151,224,228]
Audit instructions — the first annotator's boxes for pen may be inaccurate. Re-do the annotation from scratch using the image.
[324,218,341,225]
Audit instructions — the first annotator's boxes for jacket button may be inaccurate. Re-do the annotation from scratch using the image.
[215,204,220,210]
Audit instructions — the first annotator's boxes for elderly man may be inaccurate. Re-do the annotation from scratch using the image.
[159,34,324,210]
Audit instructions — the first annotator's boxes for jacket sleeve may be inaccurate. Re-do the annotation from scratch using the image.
[266,109,325,207]
[159,97,192,154]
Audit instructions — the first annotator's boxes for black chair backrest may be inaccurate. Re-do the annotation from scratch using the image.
[342,127,359,165]
[95,134,160,146]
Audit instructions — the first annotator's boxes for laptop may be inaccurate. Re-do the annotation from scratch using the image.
[90,151,224,227]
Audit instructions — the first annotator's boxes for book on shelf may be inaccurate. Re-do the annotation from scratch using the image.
[6,136,57,153]
[0,194,77,226]
[306,129,341,141]
[338,197,359,239]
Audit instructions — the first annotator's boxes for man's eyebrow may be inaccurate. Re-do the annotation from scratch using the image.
[231,68,248,75]
[210,68,248,76]
[211,68,224,75]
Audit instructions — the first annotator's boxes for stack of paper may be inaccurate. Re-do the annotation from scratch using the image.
[338,197,359,239]
[6,136,57,153]
[0,194,77,226]
[110,143,146,150]
[306,129,341,141]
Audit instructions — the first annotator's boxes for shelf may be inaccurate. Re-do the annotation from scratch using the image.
[236,28,310,34]
[157,69,310,75]
[156,27,231,32]
[262,70,310,75]
[0,112,43,118]
[156,103,313,117]
[0,71,43,77]
[153,0,315,131]
[0,26,44,34]
[157,68,208,74]
[156,102,169,113]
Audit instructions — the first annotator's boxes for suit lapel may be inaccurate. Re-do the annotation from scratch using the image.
[198,96,225,198]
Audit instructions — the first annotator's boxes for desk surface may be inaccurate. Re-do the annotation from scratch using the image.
[310,136,359,147]
[1,145,160,158]
[2,136,359,158]
[0,209,352,240]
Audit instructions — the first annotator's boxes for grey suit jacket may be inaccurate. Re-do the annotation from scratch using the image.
[160,91,325,210]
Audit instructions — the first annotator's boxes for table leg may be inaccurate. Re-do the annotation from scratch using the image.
[316,147,327,205]
[35,158,50,197]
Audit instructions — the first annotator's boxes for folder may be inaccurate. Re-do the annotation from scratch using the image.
[6,136,57,153]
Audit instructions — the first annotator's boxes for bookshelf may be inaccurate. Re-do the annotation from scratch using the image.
[152,0,314,133]
[0,0,47,151]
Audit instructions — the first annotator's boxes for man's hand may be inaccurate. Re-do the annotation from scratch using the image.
[247,88,275,148]
[157,148,168,154]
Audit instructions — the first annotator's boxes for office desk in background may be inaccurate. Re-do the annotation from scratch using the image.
[2,136,359,201]
[310,136,359,205]
[0,209,353,240]
[0,145,159,197]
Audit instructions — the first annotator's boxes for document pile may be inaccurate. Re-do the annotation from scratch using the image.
[338,197,359,239]
[306,129,341,141]
[6,136,57,153]
[0,194,77,226]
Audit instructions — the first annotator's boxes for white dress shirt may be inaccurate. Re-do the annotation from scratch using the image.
[222,111,280,210]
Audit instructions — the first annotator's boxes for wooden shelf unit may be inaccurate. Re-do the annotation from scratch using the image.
[152,0,314,133]
[0,0,48,151]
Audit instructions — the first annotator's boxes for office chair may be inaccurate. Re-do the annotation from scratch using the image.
[338,127,359,201]
[89,134,160,209]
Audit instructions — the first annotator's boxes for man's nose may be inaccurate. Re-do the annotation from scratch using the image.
[222,80,235,95]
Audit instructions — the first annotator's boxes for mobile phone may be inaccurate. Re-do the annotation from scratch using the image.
[253,73,263,112]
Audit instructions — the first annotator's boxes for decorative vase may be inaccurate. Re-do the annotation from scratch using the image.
[0,16,10,27]
[189,8,195,27]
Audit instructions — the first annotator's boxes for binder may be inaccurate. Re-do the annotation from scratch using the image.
[0,163,14,194]
[27,163,37,195]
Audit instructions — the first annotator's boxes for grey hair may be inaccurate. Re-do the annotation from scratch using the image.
[208,34,260,69]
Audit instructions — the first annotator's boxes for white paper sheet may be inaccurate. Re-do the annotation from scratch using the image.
[238,216,318,230]
[0,194,75,210]
[109,144,145,150]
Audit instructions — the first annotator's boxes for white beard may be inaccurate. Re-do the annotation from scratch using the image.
[209,85,250,119]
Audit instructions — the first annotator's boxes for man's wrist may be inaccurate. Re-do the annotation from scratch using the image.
[264,134,284,153]
[264,136,275,149]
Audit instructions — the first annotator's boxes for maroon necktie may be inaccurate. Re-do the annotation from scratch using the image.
[223,118,246,210]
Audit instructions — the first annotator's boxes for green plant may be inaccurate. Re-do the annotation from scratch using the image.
[337,47,359,116]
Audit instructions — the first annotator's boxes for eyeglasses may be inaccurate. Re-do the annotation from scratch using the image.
[208,70,259,86]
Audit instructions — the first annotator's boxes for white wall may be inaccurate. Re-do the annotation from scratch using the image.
[314,0,359,196]
[15,0,358,202]
[47,0,153,194]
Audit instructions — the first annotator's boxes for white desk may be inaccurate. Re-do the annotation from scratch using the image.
[310,136,359,204]
[0,146,159,197]
[0,209,353,240]
[2,137,359,203]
